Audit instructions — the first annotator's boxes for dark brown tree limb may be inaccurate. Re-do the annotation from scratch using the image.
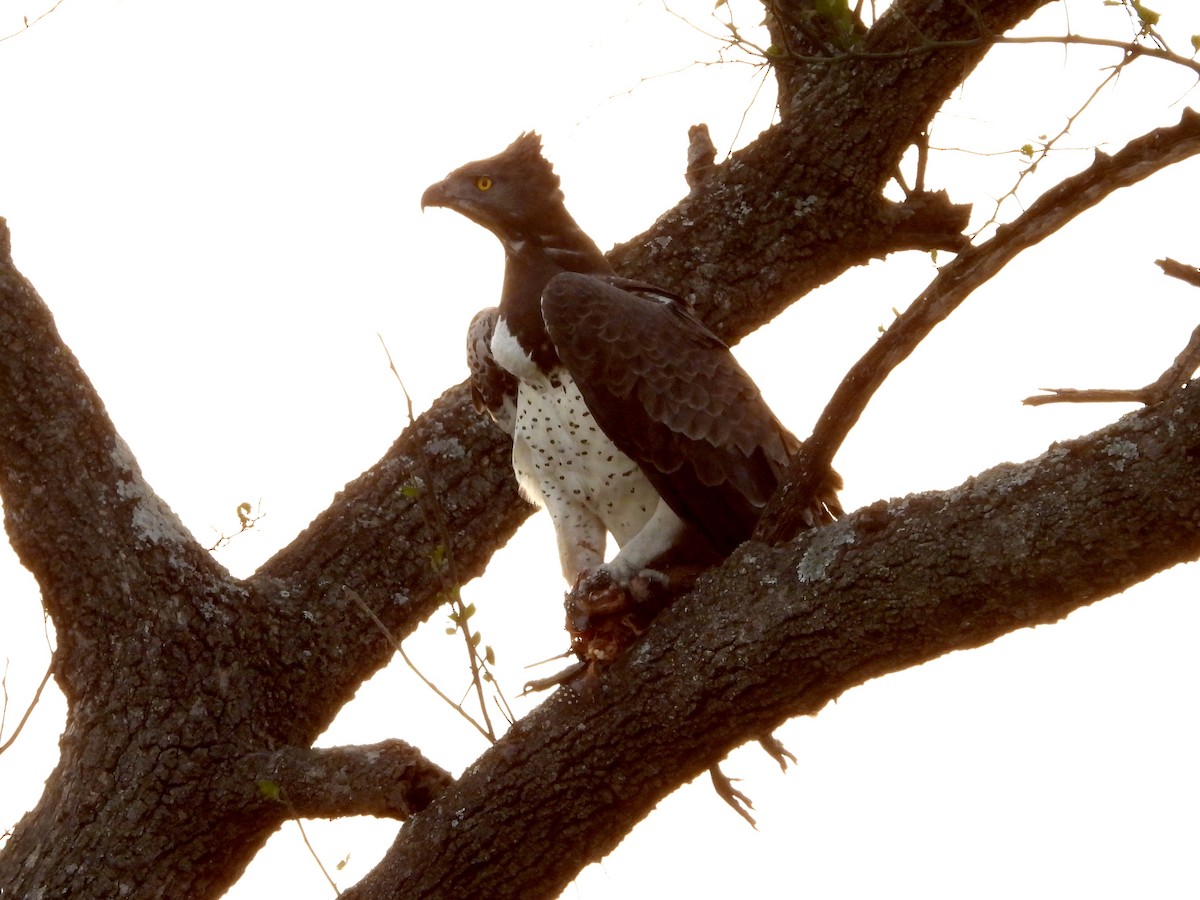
[245,740,453,820]
[343,381,1200,900]
[760,107,1200,542]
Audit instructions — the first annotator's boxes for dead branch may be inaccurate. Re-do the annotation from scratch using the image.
[1026,257,1200,406]
[1025,322,1200,407]
[245,740,453,820]
[1157,257,1200,288]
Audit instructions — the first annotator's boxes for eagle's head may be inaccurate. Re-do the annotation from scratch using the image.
[421,132,567,243]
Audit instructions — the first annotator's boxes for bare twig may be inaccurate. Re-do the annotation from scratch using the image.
[344,585,496,743]
[1026,258,1200,407]
[207,500,265,553]
[972,62,1128,238]
[1026,325,1200,406]
[293,816,341,897]
[0,658,54,756]
[375,335,514,740]
[758,108,1200,543]
[0,0,67,43]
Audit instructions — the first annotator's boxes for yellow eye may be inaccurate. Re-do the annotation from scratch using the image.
[475,175,493,191]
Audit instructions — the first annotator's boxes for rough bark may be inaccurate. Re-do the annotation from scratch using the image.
[1,0,1192,896]
[610,0,1055,342]
[345,382,1200,899]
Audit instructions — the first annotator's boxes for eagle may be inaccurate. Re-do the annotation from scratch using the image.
[423,133,840,661]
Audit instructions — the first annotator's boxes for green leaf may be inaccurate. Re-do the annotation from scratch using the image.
[1132,0,1159,28]
[430,544,447,570]
[1191,34,1200,52]
[401,483,421,499]
[257,780,282,802]
[1020,143,1035,158]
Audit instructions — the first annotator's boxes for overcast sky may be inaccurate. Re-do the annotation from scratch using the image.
[1,1,1198,897]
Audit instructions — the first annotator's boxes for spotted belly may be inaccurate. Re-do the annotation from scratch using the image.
[511,370,660,560]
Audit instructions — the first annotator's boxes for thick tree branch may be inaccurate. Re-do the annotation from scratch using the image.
[0,221,527,895]
[760,107,1200,541]
[346,382,1200,900]
[245,740,453,820]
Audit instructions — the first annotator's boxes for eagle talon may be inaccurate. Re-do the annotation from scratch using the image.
[564,564,681,666]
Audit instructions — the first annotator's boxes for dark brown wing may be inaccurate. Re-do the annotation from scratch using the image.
[466,307,517,434]
[541,272,801,553]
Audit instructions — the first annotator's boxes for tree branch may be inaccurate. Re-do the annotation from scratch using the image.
[1157,256,1200,288]
[345,380,1200,900]
[245,740,453,821]
[759,107,1200,541]
[611,0,1050,342]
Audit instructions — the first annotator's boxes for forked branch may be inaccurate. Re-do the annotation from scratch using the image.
[1025,256,1200,407]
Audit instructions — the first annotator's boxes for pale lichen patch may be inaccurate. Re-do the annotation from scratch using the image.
[1103,438,1140,471]
[796,521,856,583]
[109,437,195,548]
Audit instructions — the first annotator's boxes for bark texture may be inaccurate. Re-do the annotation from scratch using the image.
[347,383,1200,899]
[2,0,1194,896]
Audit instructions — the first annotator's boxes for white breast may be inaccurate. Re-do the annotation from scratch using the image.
[490,316,544,385]
[511,369,660,549]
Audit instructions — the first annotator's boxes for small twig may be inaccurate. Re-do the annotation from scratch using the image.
[1157,257,1200,288]
[1023,386,1153,406]
[0,658,53,756]
[973,62,1126,239]
[1026,257,1200,407]
[0,0,67,43]
[207,500,265,553]
[376,335,514,739]
[1026,322,1200,408]
[292,817,341,897]
[257,781,341,896]
[344,587,494,743]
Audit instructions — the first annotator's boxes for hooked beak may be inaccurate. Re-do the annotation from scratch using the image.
[420,180,451,211]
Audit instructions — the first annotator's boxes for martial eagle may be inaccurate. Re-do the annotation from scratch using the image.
[422,133,840,659]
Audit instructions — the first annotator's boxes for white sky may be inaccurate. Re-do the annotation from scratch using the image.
[1,1,1198,897]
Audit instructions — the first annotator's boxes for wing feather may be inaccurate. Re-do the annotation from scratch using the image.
[541,272,801,553]
[466,307,518,434]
